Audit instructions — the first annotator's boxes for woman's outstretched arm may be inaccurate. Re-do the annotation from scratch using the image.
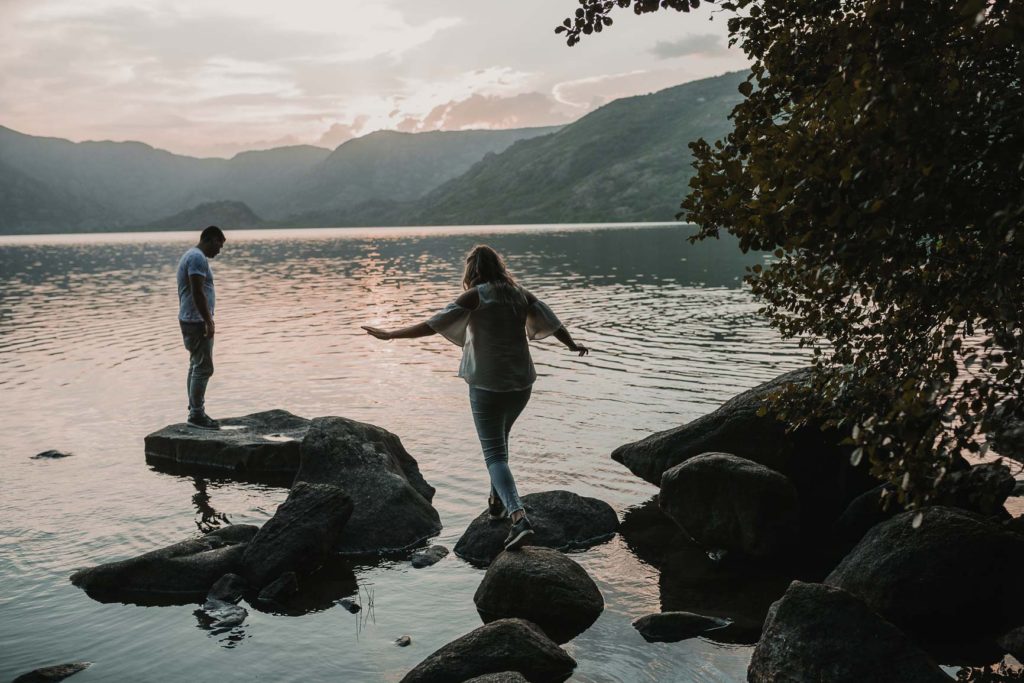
[362,288,479,342]
[554,327,589,356]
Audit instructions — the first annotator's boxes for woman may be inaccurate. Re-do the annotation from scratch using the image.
[362,245,588,551]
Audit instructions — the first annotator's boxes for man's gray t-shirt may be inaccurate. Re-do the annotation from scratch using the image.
[177,247,215,323]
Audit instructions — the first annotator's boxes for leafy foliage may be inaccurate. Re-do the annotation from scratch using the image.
[562,0,1024,507]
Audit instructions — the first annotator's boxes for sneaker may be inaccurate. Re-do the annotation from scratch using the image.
[488,495,506,520]
[503,516,535,551]
[187,413,221,430]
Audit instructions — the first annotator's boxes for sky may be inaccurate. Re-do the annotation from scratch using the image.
[0,0,750,158]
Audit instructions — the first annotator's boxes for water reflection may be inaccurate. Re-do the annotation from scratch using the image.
[192,478,232,533]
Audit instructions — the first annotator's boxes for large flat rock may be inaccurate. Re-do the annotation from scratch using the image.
[144,409,309,481]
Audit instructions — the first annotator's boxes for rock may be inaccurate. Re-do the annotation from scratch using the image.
[198,598,248,628]
[659,453,800,558]
[748,581,952,683]
[611,369,877,532]
[473,547,603,643]
[463,675,530,683]
[988,405,1024,463]
[296,416,441,554]
[631,611,731,643]
[12,663,91,682]
[395,635,412,647]
[70,524,258,605]
[144,409,309,481]
[400,618,576,683]
[31,450,73,459]
[454,490,618,566]
[207,573,248,603]
[935,462,1016,517]
[241,481,352,588]
[997,626,1024,661]
[338,598,361,613]
[832,484,900,545]
[826,507,1024,643]
[411,545,449,568]
[258,572,299,604]
[1013,481,1024,498]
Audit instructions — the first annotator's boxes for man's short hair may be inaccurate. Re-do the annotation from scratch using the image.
[200,225,226,243]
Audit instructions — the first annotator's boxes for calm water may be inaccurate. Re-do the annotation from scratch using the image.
[0,224,808,682]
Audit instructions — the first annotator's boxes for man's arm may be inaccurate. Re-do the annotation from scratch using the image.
[189,274,215,338]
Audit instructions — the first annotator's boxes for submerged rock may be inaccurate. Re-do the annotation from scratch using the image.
[12,663,91,683]
[826,507,1024,643]
[400,618,576,683]
[659,452,800,558]
[749,581,952,683]
[70,524,258,605]
[296,416,440,554]
[31,450,73,459]
[338,598,361,613]
[241,481,353,588]
[411,545,449,568]
[474,547,603,644]
[631,611,731,643]
[454,490,618,566]
[395,635,412,647]
[198,598,248,628]
[144,409,309,480]
[207,573,248,603]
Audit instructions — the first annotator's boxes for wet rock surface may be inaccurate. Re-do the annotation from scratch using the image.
[296,416,441,554]
[463,674,530,683]
[207,573,247,603]
[454,490,618,566]
[659,452,800,558]
[631,611,731,643]
[411,545,449,568]
[70,524,258,605]
[241,481,353,588]
[474,547,604,643]
[748,581,952,683]
[12,663,91,683]
[144,409,309,480]
[826,506,1024,643]
[400,618,576,683]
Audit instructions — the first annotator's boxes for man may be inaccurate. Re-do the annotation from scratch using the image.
[177,225,226,429]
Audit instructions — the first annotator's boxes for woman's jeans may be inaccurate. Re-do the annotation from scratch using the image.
[180,321,214,419]
[469,386,532,516]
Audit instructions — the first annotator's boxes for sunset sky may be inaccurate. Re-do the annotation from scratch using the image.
[0,0,749,158]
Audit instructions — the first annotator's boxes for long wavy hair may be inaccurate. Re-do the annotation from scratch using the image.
[462,244,526,307]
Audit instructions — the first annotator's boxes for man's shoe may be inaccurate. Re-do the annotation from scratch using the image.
[503,516,535,551]
[488,495,506,520]
[187,413,221,430]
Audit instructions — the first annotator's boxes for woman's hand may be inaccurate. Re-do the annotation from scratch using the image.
[361,326,393,341]
[571,344,589,356]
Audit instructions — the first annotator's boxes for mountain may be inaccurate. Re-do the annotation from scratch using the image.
[144,200,265,231]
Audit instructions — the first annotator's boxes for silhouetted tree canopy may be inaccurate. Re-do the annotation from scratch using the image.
[561,0,1024,508]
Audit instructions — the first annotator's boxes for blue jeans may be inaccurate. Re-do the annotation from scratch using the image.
[469,386,532,516]
[180,321,214,419]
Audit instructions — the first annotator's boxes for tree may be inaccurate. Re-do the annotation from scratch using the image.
[560,0,1024,508]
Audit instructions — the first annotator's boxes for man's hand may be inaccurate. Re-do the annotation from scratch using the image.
[361,326,392,340]
[205,318,216,339]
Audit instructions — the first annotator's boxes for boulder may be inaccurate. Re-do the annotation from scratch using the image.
[12,663,91,683]
[454,490,618,566]
[241,481,353,588]
[144,409,309,482]
[611,369,876,532]
[997,626,1024,662]
[659,453,800,558]
[748,581,952,683]
[411,545,449,568]
[826,507,1024,642]
[988,405,1024,463]
[207,573,248,603]
[464,674,529,683]
[400,618,576,683]
[296,416,441,553]
[473,547,603,643]
[935,462,1015,517]
[258,572,299,604]
[631,611,730,643]
[832,484,899,545]
[70,525,258,605]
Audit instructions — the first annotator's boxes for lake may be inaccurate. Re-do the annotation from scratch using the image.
[0,223,809,682]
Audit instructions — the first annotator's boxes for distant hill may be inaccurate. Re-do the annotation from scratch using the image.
[143,200,266,231]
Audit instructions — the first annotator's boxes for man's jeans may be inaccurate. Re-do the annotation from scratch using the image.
[180,321,214,419]
[469,386,532,516]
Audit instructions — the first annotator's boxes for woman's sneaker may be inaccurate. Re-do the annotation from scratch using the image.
[503,516,535,551]
[488,495,506,520]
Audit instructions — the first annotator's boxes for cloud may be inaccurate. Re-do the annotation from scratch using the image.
[400,92,573,132]
[651,34,729,59]
[318,116,370,148]
[553,69,696,109]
